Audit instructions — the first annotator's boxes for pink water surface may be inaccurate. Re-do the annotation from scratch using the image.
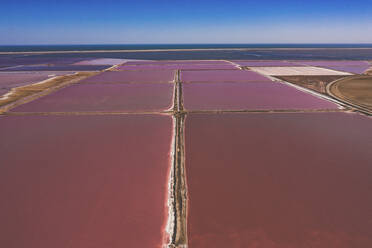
[181,70,272,82]
[0,72,74,96]
[12,83,174,112]
[183,82,339,110]
[232,60,301,67]
[80,70,175,83]
[186,112,372,248]
[3,65,109,71]
[0,89,8,96]
[117,64,238,70]
[0,114,172,248]
[322,65,370,74]
[297,61,369,67]
[124,60,229,65]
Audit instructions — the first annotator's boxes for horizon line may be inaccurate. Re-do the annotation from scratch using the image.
[1,43,372,46]
[2,47,372,55]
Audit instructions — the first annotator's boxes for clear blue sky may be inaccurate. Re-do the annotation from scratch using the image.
[1,0,372,44]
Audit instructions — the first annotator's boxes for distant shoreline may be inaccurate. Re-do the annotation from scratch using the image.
[2,47,372,55]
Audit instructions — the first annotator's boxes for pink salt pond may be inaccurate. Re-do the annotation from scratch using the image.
[295,60,371,74]
[11,83,174,113]
[322,65,370,74]
[117,64,238,70]
[182,82,339,110]
[0,114,172,248]
[124,60,229,65]
[297,60,369,67]
[185,112,372,248]
[3,65,109,71]
[181,70,271,82]
[80,70,175,83]
[0,89,8,96]
[232,60,301,67]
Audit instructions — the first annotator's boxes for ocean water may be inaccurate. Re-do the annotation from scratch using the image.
[1,44,372,52]
[1,44,372,61]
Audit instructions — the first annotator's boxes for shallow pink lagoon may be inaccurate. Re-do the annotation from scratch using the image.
[0,114,173,248]
[2,58,372,248]
[295,61,370,74]
[181,70,272,82]
[297,60,369,67]
[185,112,372,248]
[117,64,238,70]
[80,70,175,83]
[124,60,230,65]
[182,82,339,110]
[3,65,109,71]
[12,83,174,112]
[321,65,370,74]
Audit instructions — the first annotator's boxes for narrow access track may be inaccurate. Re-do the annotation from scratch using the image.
[168,70,188,248]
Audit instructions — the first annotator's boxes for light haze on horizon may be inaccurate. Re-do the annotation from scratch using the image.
[1,0,372,45]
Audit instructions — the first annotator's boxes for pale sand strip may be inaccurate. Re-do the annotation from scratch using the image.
[2,48,372,55]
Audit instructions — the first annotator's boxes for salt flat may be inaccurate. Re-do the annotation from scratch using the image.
[249,66,352,76]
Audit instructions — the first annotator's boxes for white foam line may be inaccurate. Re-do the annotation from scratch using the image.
[0,90,13,100]
[104,64,120,71]
[0,65,24,71]
[223,60,242,69]
[165,93,176,113]
[165,116,176,247]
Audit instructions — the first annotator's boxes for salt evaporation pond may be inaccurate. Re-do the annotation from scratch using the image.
[185,112,372,248]
[181,70,271,82]
[0,114,173,248]
[117,64,238,70]
[2,65,109,71]
[11,83,174,113]
[182,82,340,110]
[80,70,175,83]
[124,60,230,65]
